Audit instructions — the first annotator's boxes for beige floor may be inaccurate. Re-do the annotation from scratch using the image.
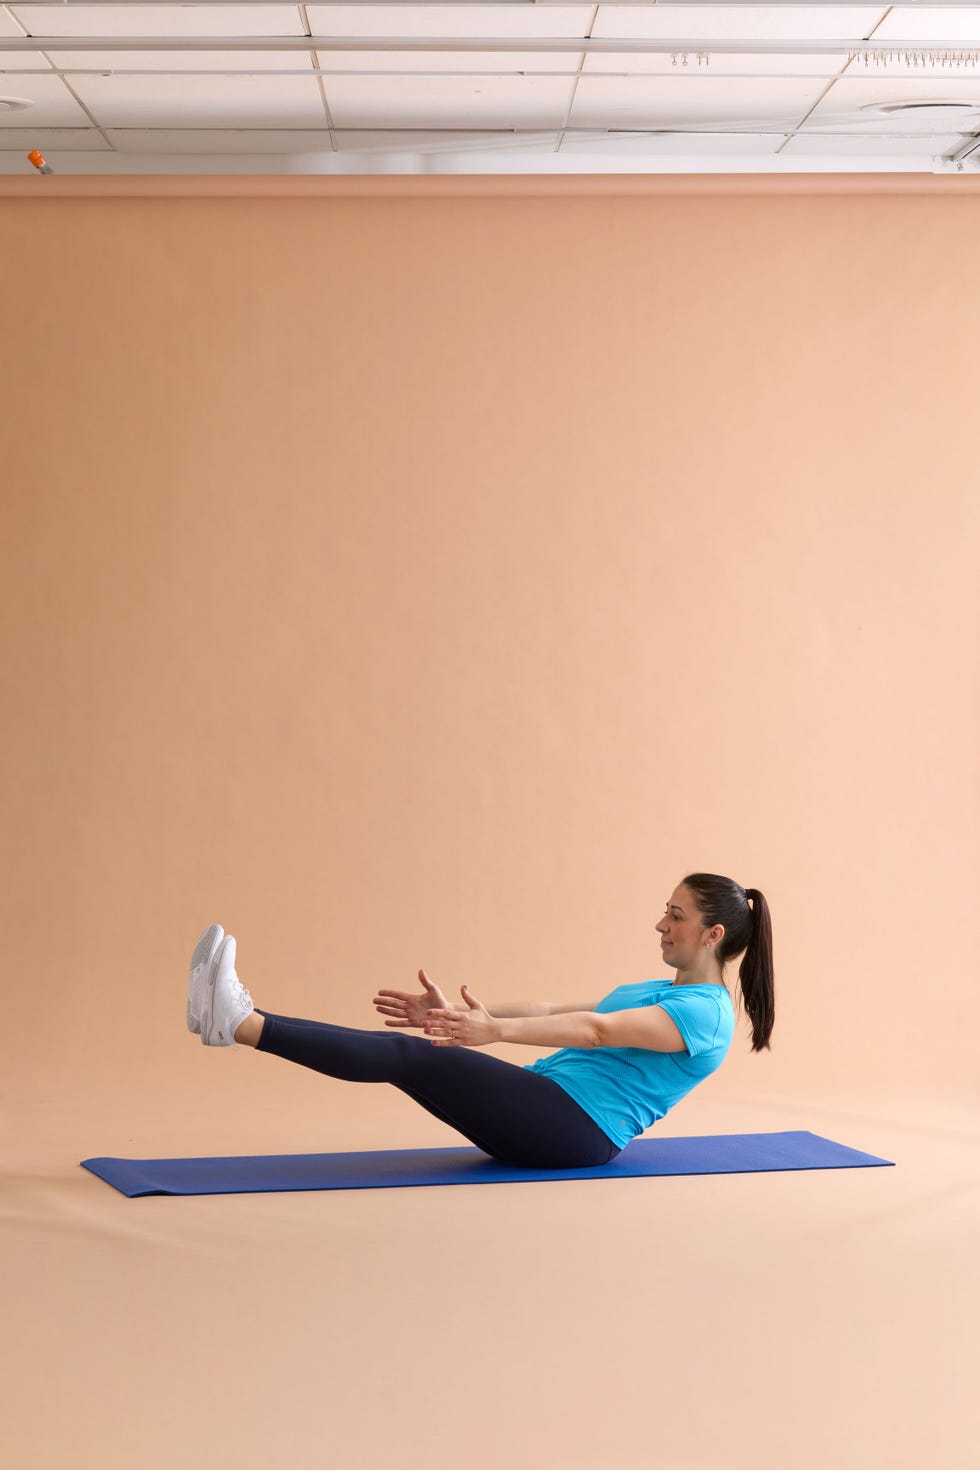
[3,1066,977,1470]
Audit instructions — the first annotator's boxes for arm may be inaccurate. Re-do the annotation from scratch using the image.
[426,996,687,1054]
[494,1012,603,1047]
[374,970,600,1029]
[487,999,601,1019]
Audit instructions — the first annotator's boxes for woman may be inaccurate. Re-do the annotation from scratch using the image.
[188,873,774,1170]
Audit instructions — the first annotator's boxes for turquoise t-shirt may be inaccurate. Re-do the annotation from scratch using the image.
[523,980,735,1149]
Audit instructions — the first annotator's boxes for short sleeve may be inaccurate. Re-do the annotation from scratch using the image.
[654,991,728,1058]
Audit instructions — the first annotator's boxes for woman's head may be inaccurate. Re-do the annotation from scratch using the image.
[669,873,775,1052]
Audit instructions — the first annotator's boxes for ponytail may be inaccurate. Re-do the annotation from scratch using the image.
[681,873,775,1052]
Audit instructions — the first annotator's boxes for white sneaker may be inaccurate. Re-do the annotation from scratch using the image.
[200,935,254,1047]
[187,924,224,1034]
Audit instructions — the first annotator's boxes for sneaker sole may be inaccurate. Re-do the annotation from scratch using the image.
[188,924,224,1033]
[200,933,236,1046]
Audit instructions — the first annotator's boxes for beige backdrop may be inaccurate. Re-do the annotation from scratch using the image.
[2,179,978,1470]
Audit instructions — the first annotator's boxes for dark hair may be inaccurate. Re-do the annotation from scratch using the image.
[680,872,775,1052]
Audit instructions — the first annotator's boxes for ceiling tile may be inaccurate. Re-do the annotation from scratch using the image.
[9,5,308,38]
[0,125,109,150]
[560,129,782,155]
[784,129,966,155]
[0,8,23,29]
[568,73,832,131]
[0,5,50,67]
[835,53,980,78]
[317,71,575,129]
[0,72,89,125]
[592,5,889,42]
[306,4,594,39]
[0,46,51,71]
[66,70,327,128]
[44,48,317,73]
[873,6,980,42]
[582,51,850,78]
[104,127,336,153]
[807,72,980,126]
[312,47,574,75]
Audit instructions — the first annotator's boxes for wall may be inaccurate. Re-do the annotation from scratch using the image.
[3,178,978,1117]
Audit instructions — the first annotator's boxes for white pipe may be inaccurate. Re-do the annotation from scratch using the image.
[3,36,980,56]
[10,0,980,7]
[7,66,980,81]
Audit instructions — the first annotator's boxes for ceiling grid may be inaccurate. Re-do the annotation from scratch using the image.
[299,3,341,152]
[1,2,979,174]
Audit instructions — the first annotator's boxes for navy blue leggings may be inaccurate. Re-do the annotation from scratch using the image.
[253,1009,622,1169]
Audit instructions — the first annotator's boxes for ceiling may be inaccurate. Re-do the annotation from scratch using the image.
[2,1,980,175]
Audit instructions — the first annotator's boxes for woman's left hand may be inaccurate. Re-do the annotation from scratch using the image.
[424,986,501,1047]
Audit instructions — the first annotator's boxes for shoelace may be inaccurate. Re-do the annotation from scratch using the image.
[232,975,253,1008]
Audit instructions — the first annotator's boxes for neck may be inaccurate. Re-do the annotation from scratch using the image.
[671,956,725,987]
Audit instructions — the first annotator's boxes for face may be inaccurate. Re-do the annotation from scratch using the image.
[655,884,709,966]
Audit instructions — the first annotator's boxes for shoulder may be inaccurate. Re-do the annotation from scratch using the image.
[657,984,732,1021]
[656,985,734,1054]
[597,980,670,1005]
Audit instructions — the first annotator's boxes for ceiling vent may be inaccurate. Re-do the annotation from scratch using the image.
[861,100,980,124]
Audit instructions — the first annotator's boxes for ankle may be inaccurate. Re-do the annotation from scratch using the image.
[234,1011,265,1047]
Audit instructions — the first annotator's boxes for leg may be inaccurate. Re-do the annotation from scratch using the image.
[248,1010,621,1169]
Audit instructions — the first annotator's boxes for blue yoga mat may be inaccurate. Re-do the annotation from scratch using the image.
[80,1130,894,1198]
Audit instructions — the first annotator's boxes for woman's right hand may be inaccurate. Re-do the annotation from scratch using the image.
[373,968,455,1029]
